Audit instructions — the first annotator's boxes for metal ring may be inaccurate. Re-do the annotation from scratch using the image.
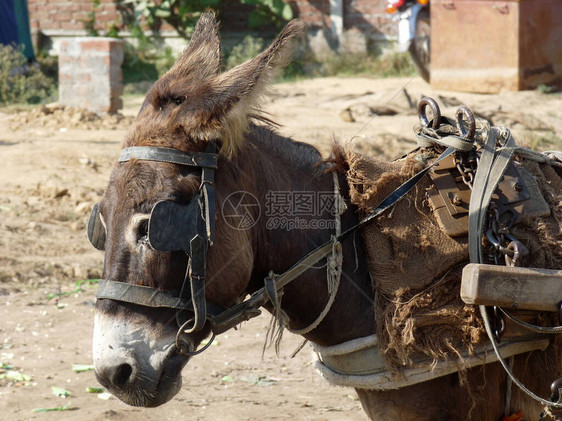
[176,325,216,357]
[417,97,441,129]
[455,105,476,140]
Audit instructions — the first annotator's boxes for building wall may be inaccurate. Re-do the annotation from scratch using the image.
[28,0,120,33]
[288,0,331,29]
[27,0,395,54]
[344,0,395,37]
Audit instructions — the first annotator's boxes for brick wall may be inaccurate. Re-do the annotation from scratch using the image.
[344,0,394,36]
[28,0,395,53]
[288,0,331,29]
[58,37,123,113]
[28,0,117,32]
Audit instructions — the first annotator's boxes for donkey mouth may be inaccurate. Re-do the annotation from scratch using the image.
[148,353,189,406]
[96,350,189,408]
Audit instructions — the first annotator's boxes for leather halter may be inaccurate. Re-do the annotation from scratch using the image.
[95,143,222,353]
[93,141,455,354]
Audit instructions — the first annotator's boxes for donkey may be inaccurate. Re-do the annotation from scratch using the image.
[91,13,561,420]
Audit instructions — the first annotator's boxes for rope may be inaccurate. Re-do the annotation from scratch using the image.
[263,271,289,356]
[290,238,342,335]
[497,145,562,169]
[480,305,562,409]
[268,172,346,355]
[312,333,379,356]
[498,307,562,334]
[504,356,515,417]
[290,173,344,336]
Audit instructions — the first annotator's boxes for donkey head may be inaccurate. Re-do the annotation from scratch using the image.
[92,13,301,407]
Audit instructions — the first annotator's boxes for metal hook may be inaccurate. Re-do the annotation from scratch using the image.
[455,105,476,140]
[418,97,441,129]
[551,378,562,404]
[505,240,528,267]
[493,306,506,343]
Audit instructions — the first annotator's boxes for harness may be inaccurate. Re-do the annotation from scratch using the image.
[314,98,562,416]
[88,97,562,415]
[88,137,455,353]
[89,143,223,353]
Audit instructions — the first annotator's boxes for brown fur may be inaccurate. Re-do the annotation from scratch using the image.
[127,13,303,157]
[97,13,562,420]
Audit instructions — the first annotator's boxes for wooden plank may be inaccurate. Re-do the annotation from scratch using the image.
[461,263,562,312]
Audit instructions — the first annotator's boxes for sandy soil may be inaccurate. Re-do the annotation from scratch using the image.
[0,76,561,421]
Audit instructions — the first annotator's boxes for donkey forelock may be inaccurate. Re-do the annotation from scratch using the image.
[125,13,303,157]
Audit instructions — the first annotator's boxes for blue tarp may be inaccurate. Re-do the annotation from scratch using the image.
[0,0,35,60]
[0,0,19,47]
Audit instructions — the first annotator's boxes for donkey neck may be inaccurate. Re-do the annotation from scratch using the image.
[229,127,377,346]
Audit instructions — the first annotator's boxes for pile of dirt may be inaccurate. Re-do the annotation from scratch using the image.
[338,88,418,123]
[8,103,135,130]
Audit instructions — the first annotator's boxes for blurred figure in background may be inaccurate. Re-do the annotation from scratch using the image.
[1,0,37,64]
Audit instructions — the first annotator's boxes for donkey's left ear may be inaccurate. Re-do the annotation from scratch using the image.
[203,20,303,155]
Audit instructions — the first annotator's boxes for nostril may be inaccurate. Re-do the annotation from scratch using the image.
[111,363,133,387]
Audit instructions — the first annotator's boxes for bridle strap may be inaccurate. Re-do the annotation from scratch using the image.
[119,146,218,169]
[99,144,219,340]
[96,279,225,315]
[201,165,216,245]
[180,234,208,334]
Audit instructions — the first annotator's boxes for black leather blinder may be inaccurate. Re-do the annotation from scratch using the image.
[87,203,106,251]
[87,195,206,254]
[148,195,204,253]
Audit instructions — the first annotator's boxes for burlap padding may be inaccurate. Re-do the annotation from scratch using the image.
[338,145,562,369]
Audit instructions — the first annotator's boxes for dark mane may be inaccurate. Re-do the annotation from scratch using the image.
[249,124,329,177]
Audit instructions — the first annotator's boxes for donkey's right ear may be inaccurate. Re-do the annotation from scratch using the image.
[169,12,222,78]
[138,13,222,115]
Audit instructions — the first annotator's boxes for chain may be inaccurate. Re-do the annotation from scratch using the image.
[455,150,478,188]
[417,98,562,419]
[484,204,528,267]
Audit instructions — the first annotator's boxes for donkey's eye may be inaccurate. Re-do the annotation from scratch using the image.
[156,96,185,110]
[137,218,148,242]
[138,219,148,240]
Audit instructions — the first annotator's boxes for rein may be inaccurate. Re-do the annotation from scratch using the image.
[91,137,455,350]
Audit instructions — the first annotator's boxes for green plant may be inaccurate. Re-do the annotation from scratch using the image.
[225,36,264,69]
[537,84,554,94]
[122,40,176,84]
[119,0,220,39]
[83,0,102,37]
[241,0,293,29]
[117,0,292,40]
[122,43,159,83]
[279,51,416,81]
[0,46,55,105]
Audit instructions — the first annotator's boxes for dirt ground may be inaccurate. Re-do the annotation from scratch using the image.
[0,76,561,421]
